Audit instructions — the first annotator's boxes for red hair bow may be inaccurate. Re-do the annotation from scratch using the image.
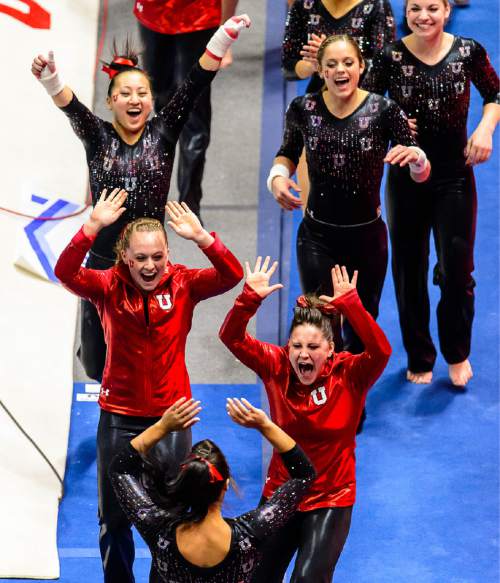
[102,57,136,79]
[182,455,224,483]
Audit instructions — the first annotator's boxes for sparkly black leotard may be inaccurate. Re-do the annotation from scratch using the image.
[277,91,417,225]
[282,0,396,89]
[61,63,216,260]
[363,37,500,372]
[110,443,314,583]
[278,91,416,353]
[363,37,500,174]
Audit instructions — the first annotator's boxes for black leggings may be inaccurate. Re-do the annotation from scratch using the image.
[97,410,192,583]
[78,251,114,382]
[138,24,215,216]
[252,505,353,583]
[297,214,388,354]
[386,166,477,372]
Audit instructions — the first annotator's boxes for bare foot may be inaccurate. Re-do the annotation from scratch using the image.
[406,370,433,384]
[449,359,473,386]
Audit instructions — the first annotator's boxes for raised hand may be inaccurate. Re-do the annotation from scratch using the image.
[245,256,283,299]
[165,201,212,247]
[226,398,270,429]
[157,397,201,433]
[300,33,326,64]
[272,176,303,211]
[32,50,65,97]
[84,188,127,236]
[205,14,251,62]
[319,265,358,303]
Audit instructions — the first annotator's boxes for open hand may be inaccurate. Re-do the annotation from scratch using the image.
[85,188,127,236]
[319,264,358,303]
[464,126,493,165]
[272,176,302,211]
[157,398,201,433]
[300,33,326,64]
[245,256,283,298]
[166,201,211,245]
[226,398,270,429]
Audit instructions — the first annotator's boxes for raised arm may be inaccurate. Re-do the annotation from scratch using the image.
[31,51,73,107]
[165,201,243,300]
[109,398,201,543]
[54,188,127,301]
[227,398,315,541]
[320,266,391,388]
[219,257,283,379]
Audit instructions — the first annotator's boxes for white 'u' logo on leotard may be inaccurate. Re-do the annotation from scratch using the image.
[369,101,379,114]
[360,137,373,151]
[309,136,319,150]
[156,294,172,311]
[402,65,415,77]
[352,17,363,28]
[333,153,346,167]
[459,45,471,58]
[311,386,327,406]
[364,3,374,14]
[387,15,394,27]
[392,51,402,62]
[242,558,255,573]
[305,98,315,111]
[123,176,137,191]
[309,13,320,25]
[311,115,322,127]
[454,82,465,95]
[402,86,413,98]
[304,0,314,9]
[359,116,370,129]
[427,98,440,111]
[451,62,463,74]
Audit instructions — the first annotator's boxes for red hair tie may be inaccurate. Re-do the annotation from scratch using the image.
[296,295,338,316]
[182,455,224,483]
[102,57,136,79]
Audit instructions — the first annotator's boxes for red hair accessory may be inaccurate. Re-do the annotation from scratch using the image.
[102,57,136,79]
[182,455,224,483]
[296,295,339,316]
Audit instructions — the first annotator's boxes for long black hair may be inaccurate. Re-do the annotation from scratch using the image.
[144,439,230,526]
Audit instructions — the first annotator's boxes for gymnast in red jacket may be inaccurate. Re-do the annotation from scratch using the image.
[55,187,243,582]
[219,259,391,582]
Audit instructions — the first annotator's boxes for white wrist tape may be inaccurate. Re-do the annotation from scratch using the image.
[408,146,428,174]
[267,164,290,193]
[205,15,250,59]
[40,67,64,97]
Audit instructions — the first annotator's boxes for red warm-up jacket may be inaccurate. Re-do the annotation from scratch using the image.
[55,227,243,417]
[219,286,391,510]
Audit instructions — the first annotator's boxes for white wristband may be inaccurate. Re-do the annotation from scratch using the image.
[267,164,290,193]
[40,68,65,97]
[408,146,427,174]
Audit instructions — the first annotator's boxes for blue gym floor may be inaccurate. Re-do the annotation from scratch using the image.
[2,0,497,581]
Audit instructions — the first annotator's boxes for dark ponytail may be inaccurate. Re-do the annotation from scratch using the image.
[143,439,230,526]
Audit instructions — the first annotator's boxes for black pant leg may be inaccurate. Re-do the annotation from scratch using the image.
[174,28,216,216]
[250,509,302,583]
[78,252,114,382]
[432,170,477,364]
[291,506,353,583]
[296,217,388,353]
[386,168,437,372]
[97,411,192,583]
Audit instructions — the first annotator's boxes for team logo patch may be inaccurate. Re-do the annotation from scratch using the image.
[311,115,322,127]
[304,0,314,8]
[368,101,379,114]
[363,3,373,14]
[391,51,402,62]
[333,153,346,167]
[359,116,370,129]
[459,45,471,58]
[305,98,315,111]
[156,293,172,311]
[351,17,363,28]
[308,136,319,150]
[311,386,327,405]
[360,137,373,151]
[450,62,463,74]
[454,82,465,95]
[309,13,320,25]
[401,86,413,98]
[402,65,415,77]
[427,98,440,110]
